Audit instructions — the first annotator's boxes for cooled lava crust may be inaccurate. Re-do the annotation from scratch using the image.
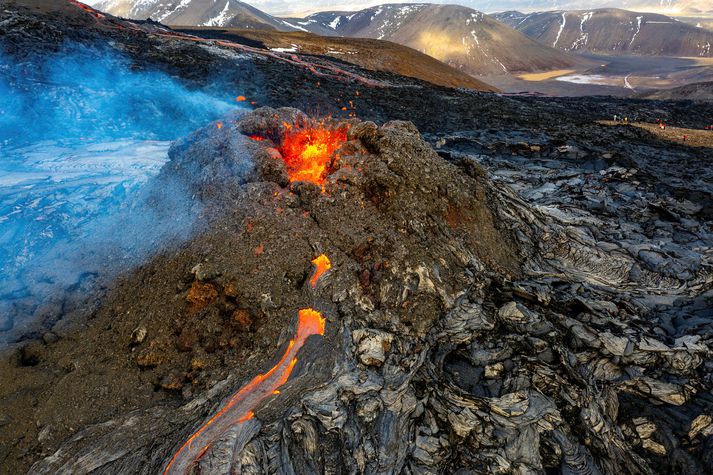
[2,2,713,474]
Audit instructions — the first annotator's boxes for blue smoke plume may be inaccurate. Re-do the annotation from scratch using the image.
[0,43,237,337]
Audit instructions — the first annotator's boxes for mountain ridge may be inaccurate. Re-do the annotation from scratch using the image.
[494,8,713,57]
[94,0,298,30]
[301,4,583,76]
[93,1,586,77]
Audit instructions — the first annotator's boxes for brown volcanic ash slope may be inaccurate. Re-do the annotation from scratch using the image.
[93,0,298,30]
[495,8,713,57]
[638,80,713,101]
[304,4,581,76]
[176,27,498,91]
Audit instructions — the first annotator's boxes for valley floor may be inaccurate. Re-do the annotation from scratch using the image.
[493,53,713,97]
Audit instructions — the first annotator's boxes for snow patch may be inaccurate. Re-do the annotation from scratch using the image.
[203,0,232,27]
[329,16,343,30]
[282,19,307,31]
[156,0,192,23]
[269,45,299,53]
[624,74,635,91]
[572,11,592,50]
[555,74,609,84]
[630,16,643,47]
[553,12,566,48]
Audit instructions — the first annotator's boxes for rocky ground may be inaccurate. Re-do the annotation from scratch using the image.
[1,1,713,474]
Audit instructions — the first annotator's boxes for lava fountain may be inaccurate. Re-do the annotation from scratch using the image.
[163,255,330,474]
[278,123,349,186]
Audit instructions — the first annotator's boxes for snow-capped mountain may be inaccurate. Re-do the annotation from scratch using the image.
[494,8,713,56]
[303,4,581,75]
[93,0,299,30]
[443,0,713,17]
[87,0,713,18]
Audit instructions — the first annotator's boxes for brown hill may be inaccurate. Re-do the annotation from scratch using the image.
[176,27,498,92]
[637,80,713,101]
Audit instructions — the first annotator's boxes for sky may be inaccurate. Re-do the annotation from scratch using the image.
[243,1,633,16]
[220,0,705,16]
[85,0,707,18]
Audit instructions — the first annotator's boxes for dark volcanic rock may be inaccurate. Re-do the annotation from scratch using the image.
[0,2,712,475]
[25,108,713,475]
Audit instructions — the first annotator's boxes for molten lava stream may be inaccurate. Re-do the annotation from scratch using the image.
[310,254,332,288]
[163,308,326,475]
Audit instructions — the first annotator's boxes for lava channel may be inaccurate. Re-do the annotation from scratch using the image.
[310,254,332,288]
[163,308,326,475]
[68,0,105,19]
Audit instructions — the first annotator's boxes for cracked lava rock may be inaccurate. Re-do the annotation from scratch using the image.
[1,3,713,473]
[10,107,711,475]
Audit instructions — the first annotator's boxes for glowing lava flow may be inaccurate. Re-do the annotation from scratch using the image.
[68,0,106,19]
[163,308,326,475]
[310,254,332,287]
[280,124,348,186]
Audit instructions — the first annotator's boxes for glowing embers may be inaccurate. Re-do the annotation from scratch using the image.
[279,123,349,186]
[310,254,332,288]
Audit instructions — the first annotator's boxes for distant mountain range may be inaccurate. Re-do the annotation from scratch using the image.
[93,1,713,82]
[451,1,713,17]
[94,1,582,76]
[88,0,713,19]
[299,4,582,76]
[495,8,713,57]
[93,0,298,30]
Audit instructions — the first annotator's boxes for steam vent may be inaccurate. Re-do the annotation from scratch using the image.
[2,2,713,475]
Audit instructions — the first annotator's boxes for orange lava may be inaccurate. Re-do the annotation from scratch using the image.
[279,124,348,185]
[68,0,105,18]
[296,308,327,338]
[163,308,326,475]
[310,254,332,288]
